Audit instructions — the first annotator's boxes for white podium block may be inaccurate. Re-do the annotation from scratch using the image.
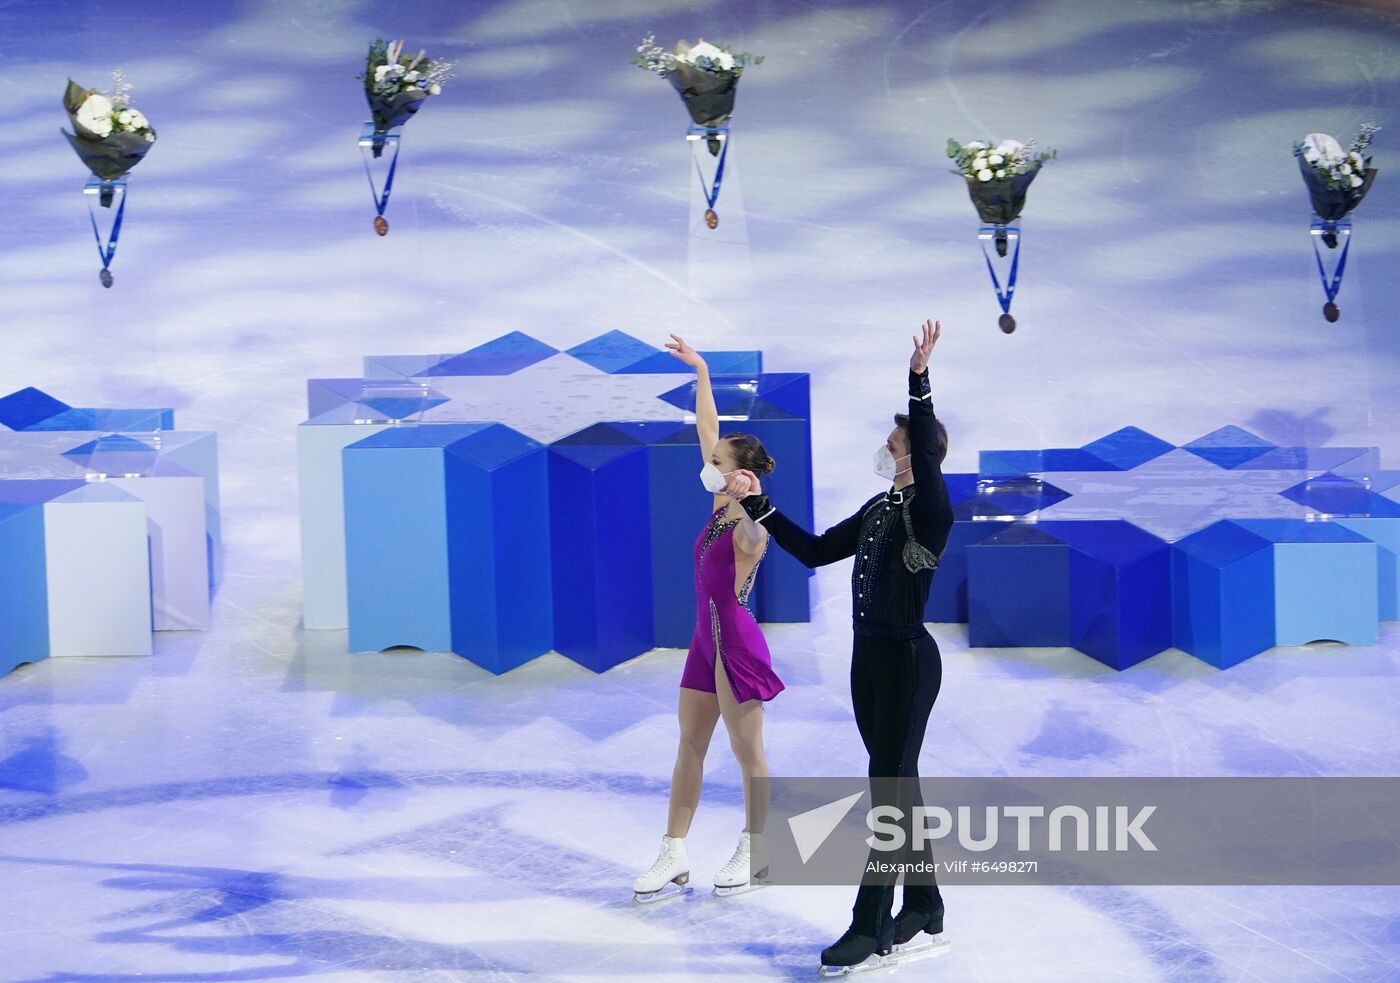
[44,484,152,657]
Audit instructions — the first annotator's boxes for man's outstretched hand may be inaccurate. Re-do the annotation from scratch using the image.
[724,469,762,499]
[910,319,941,375]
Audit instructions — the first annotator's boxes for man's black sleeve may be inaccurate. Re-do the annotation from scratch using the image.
[740,494,868,569]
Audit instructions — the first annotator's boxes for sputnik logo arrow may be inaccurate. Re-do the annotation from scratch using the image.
[788,791,865,864]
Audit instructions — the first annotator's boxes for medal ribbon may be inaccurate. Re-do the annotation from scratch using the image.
[362,137,401,218]
[979,228,1021,315]
[692,130,730,213]
[1311,229,1351,304]
[87,187,127,272]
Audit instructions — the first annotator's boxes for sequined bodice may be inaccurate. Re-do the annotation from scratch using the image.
[698,506,764,611]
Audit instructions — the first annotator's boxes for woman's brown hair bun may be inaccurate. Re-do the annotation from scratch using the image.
[724,432,776,476]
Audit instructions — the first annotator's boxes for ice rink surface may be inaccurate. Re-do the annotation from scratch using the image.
[1,1,1398,980]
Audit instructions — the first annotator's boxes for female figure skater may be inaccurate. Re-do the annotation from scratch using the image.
[632,334,785,903]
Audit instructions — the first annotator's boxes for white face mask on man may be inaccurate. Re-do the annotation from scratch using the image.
[874,446,912,482]
[700,462,736,494]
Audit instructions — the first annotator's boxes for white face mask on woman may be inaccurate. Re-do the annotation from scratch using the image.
[874,446,912,482]
[700,462,736,493]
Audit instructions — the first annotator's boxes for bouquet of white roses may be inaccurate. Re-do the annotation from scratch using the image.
[61,71,156,196]
[635,35,762,154]
[358,39,454,156]
[948,138,1054,229]
[1295,124,1378,244]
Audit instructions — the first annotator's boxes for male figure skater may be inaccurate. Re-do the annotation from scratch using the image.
[725,320,953,974]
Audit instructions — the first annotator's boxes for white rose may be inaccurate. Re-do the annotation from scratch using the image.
[1351,175,1364,187]
[1341,163,1352,175]
[118,109,134,125]
[145,132,155,142]
[965,141,986,151]
[75,93,114,135]
[996,168,1006,178]
[989,154,1004,165]
[716,50,735,70]
[686,40,726,64]
[978,168,993,181]
[973,156,987,169]
[428,83,441,95]
[1302,132,1345,165]
[405,70,420,81]
[995,139,1025,155]
[374,64,391,78]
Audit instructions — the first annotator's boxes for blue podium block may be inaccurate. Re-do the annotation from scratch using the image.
[1055,521,1172,670]
[616,422,710,650]
[549,425,655,672]
[967,524,1072,647]
[655,373,815,625]
[343,424,552,673]
[926,520,1011,624]
[1171,520,1276,668]
[1235,520,1380,646]
[0,387,173,432]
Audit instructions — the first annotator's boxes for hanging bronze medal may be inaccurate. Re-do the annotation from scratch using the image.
[374,215,389,236]
[998,313,1016,334]
[704,208,718,230]
[99,269,114,288]
[1323,302,1340,322]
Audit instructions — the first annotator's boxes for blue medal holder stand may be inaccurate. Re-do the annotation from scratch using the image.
[978,224,1021,334]
[358,122,402,236]
[1308,217,1351,323]
[352,380,439,425]
[84,177,127,288]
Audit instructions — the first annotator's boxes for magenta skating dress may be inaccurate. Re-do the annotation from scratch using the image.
[679,506,785,702]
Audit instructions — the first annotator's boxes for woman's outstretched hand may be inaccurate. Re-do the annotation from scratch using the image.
[664,333,707,370]
[910,319,941,374]
[724,469,762,499]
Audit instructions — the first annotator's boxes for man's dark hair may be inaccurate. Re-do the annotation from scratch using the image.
[893,413,948,465]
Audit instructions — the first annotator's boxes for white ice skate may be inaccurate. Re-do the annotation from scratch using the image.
[712,830,769,897]
[633,834,693,904]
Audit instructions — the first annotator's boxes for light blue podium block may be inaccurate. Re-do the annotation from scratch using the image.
[110,467,209,630]
[1235,520,1379,646]
[967,524,1072,647]
[343,423,552,672]
[43,483,153,657]
[549,424,654,671]
[1171,521,1276,668]
[0,431,220,628]
[298,407,390,629]
[152,431,223,592]
[1334,518,1400,621]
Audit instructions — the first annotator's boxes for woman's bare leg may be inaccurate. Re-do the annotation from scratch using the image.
[715,657,770,834]
[668,687,721,838]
